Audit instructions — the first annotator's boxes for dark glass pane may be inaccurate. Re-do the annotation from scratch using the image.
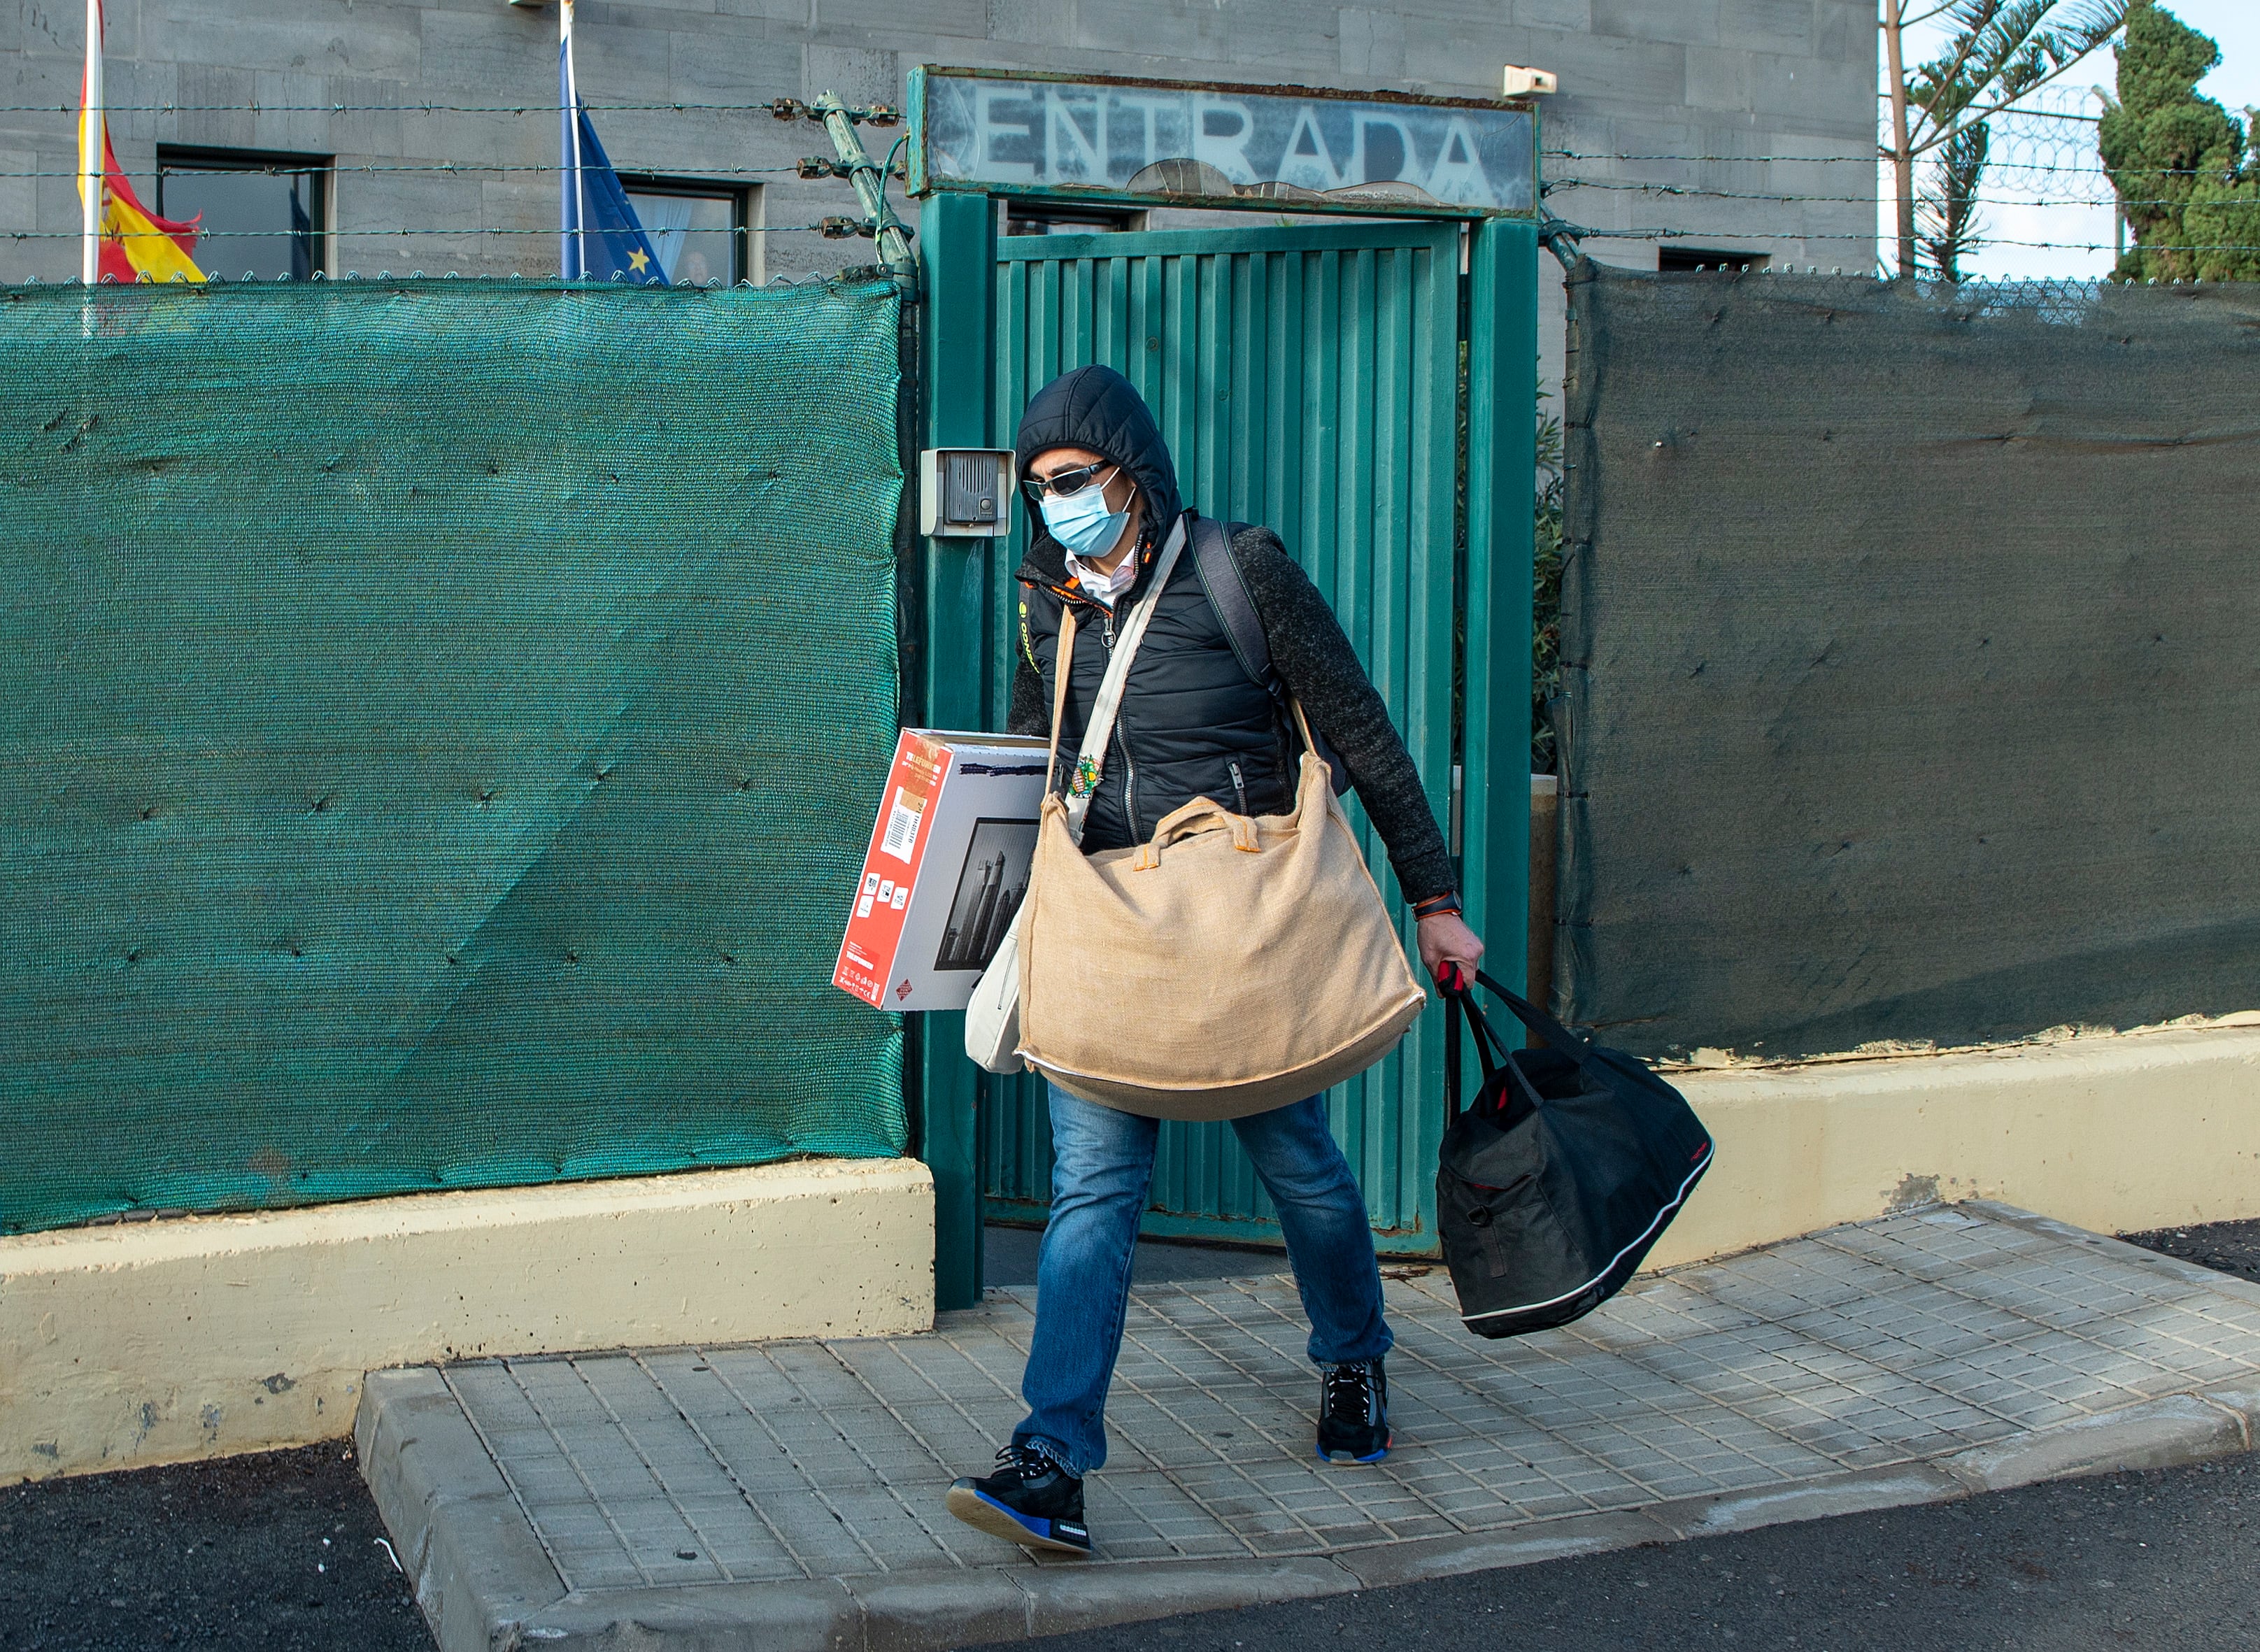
[159,166,320,280]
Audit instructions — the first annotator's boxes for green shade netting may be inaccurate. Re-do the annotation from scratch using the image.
[0,277,907,1232]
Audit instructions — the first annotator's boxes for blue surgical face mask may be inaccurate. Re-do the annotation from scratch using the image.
[1039,467,1131,561]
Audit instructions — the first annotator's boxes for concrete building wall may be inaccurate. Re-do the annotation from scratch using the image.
[3,1,1876,329]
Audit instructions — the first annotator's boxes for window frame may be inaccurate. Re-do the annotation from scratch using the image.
[1656,246,1769,274]
[1002,201,1148,237]
[154,145,332,279]
[616,174,759,286]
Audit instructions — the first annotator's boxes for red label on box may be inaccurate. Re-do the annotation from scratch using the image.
[835,732,950,1008]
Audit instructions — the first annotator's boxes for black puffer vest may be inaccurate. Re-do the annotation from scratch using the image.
[1020,531,1293,854]
[1015,365,1299,853]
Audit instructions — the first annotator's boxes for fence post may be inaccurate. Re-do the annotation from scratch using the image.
[1462,218,1540,995]
[917,189,996,1312]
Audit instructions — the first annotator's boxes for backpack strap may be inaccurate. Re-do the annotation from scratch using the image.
[1189,513,1272,689]
[1188,512,1352,795]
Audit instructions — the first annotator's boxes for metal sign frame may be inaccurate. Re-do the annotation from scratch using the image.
[907,64,1540,222]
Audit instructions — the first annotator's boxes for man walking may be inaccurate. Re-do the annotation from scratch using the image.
[946,365,1483,1557]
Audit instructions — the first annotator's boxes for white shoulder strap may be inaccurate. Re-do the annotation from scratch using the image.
[1051,516,1186,845]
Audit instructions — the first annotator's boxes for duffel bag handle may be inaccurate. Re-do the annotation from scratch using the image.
[1441,964,1512,1123]
[1132,799,1260,870]
[1442,966,1594,1125]
[1465,968,1593,1064]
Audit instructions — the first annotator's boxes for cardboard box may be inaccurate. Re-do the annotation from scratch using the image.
[834,729,1051,1011]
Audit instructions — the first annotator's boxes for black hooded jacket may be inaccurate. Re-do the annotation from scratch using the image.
[1008,365,1455,907]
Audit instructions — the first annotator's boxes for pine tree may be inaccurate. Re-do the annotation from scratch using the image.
[2098,0,2260,281]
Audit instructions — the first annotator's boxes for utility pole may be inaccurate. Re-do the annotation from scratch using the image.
[1883,0,1917,278]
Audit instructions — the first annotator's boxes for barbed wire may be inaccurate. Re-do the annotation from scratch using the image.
[6,223,849,239]
[1545,178,2177,207]
[0,94,2230,268]
[1547,148,2112,176]
[0,271,872,284]
[0,164,814,180]
[1584,227,2260,255]
[0,101,841,114]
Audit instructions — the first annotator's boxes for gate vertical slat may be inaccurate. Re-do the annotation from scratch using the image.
[1130,252,1161,410]
[1330,241,1375,1219]
[1367,242,1409,1228]
[1193,252,1225,517]
[1228,251,1260,521]
[1264,251,1303,557]
[918,191,1001,1309]
[1461,218,1540,999]
[1098,256,1130,370]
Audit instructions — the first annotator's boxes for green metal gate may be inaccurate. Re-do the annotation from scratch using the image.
[979,220,1460,1252]
[909,69,1540,1306]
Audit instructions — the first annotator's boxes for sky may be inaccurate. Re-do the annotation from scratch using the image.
[1884,0,2260,280]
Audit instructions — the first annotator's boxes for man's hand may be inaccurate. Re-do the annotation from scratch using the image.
[1416,912,1484,989]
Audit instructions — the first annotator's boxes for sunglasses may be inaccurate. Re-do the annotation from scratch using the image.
[1021,460,1116,502]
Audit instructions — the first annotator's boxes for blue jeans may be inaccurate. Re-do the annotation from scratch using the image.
[1011,1082,1393,1476]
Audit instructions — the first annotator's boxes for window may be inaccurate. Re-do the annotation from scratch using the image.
[1004,203,1146,236]
[1658,247,1768,274]
[156,148,327,279]
[620,179,759,285]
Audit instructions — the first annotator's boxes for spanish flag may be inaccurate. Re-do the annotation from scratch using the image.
[78,1,203,283]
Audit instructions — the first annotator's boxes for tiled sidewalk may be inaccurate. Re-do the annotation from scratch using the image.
[361,1203,2260,1651]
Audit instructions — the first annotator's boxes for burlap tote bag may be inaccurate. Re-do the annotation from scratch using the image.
[1017,598,1427,1122]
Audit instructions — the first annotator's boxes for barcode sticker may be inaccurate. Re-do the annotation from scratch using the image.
[881,787,923,862]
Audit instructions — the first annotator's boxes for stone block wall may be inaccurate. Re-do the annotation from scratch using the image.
[5,1,1872,294]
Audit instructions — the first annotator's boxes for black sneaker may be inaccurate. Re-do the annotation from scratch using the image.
[1316,1357,1391,1463]
[945,1443,1092,1556]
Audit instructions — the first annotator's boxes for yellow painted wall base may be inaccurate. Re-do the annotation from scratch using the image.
[1648,1024,2260,1270]
[0,1157,934,1484]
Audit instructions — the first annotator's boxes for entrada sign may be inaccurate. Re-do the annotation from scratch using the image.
[908,66,1538,218]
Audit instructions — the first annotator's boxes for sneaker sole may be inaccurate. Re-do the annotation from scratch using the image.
[1318,1433,1393,1465]
[944,1485,1092,1556]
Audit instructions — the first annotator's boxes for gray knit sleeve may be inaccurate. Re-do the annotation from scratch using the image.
[1230,527,1456,906]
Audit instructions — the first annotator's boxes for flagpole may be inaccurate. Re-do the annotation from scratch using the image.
[561,0,584,278]
[80,0,101,284]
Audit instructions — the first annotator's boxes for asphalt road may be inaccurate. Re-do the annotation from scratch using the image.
[2122,1219,2260,1286]
[0,1442,427,1652]
[988,1453,2260,1652]
[3,1218,2255,1652]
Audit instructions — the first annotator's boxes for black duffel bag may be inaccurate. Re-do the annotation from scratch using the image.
[1436,969,1714,1340]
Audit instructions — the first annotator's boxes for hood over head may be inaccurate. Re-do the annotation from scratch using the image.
[1014,365,1182,546]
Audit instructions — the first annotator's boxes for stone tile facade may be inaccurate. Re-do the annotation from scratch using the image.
[3,1,1875,296]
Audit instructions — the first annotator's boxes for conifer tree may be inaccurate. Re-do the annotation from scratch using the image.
[2098,0,2260,280]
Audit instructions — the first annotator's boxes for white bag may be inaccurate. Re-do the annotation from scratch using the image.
[964,906,1026,1073]
[962,521,1187,1074]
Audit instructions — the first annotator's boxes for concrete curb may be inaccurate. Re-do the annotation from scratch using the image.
[1963,1200,2260,1309]
[356,1367,568,1652]
[1938,1393,2250,1494]
[1644,1463,1968,1539]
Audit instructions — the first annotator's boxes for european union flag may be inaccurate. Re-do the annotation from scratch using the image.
[560,95,664,283]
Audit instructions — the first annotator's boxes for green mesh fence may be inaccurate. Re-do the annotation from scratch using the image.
[0,278,907,1234]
